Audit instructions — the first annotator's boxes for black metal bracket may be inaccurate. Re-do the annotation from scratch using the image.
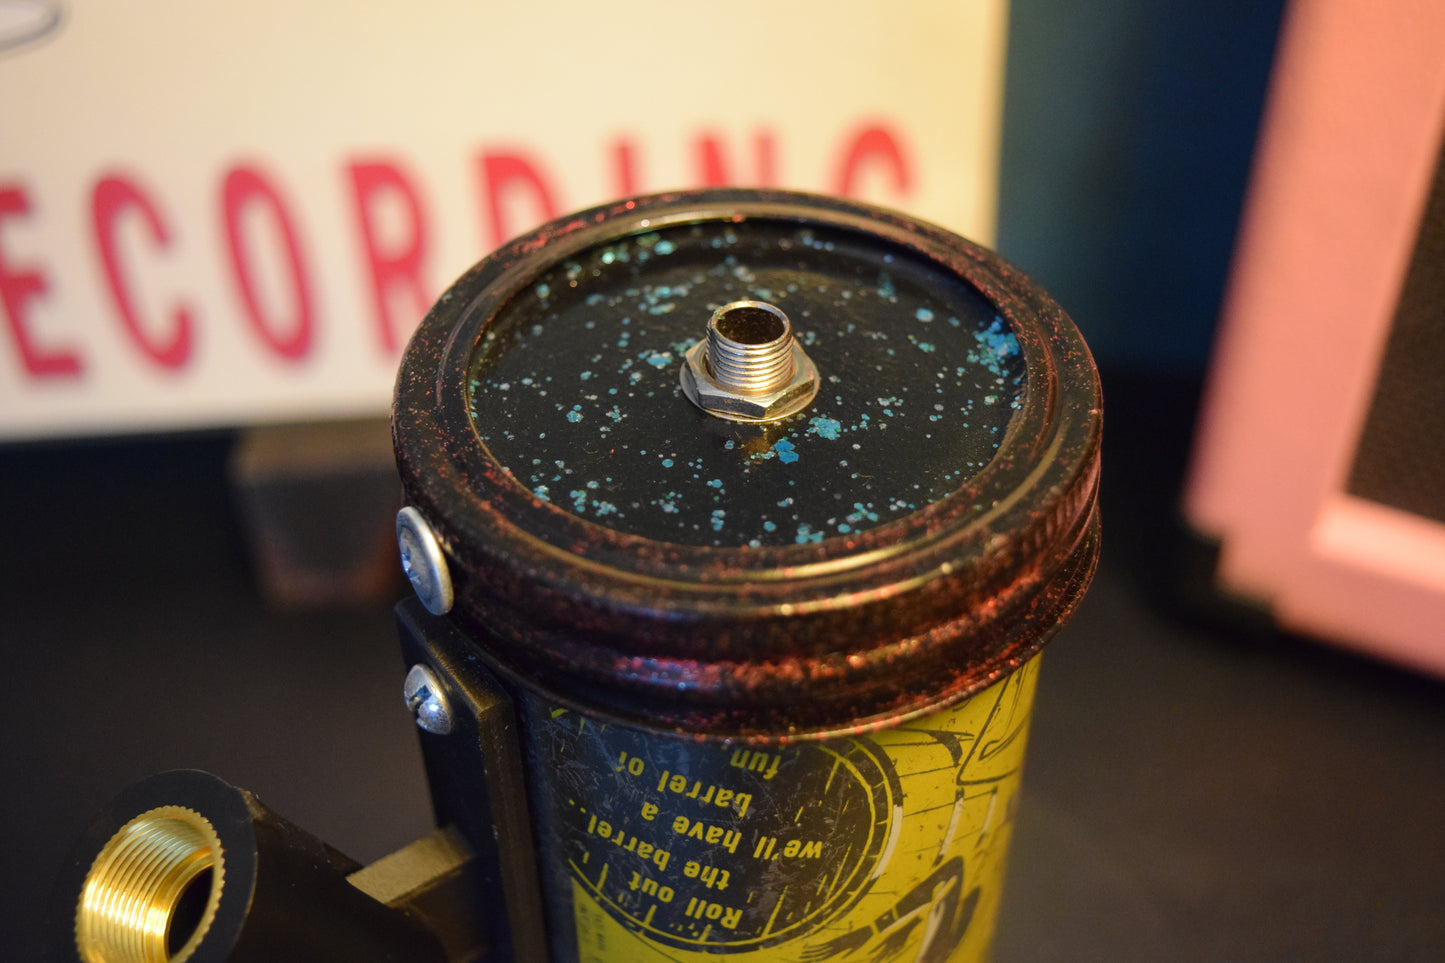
[396,597,550,963]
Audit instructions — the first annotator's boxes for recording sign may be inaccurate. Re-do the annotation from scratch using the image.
[0,0,1007,440]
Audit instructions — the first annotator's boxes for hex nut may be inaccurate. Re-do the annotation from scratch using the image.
[680,341,820,422]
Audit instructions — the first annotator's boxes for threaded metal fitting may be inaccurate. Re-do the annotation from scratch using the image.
[680,300,819,422]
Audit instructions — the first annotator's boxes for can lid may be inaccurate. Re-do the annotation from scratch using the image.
[394,190,1101,740]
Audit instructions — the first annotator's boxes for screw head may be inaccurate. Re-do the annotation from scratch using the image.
[397,506,454,615]
[403,664,453,735]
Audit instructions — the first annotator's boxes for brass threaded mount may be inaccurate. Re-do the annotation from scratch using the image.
[75,806,225,963]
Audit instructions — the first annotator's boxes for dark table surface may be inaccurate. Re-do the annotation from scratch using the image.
[3,372,1442,961]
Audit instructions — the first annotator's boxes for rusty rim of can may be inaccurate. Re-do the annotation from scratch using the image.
[393,189,1101,742]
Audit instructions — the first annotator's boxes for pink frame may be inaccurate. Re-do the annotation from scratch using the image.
[1185,0,1445,675]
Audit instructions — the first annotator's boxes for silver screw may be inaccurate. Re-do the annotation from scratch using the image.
[396,506,454,615]
[403,664,453,735]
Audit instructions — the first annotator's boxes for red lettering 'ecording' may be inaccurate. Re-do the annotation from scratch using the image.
[221,165,314,361]
[833,122,914,199]
[695,129,778,187]
[1,185,81,378]
[479,151,559,250]
[92,174,194,370]
[611,137,641,197]
[348,160,432,355]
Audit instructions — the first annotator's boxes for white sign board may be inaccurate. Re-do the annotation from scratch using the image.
[0,0,1008,438]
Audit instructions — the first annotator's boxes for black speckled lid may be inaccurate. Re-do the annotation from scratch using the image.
[394,190,1101,740]
[467,218,1023,548]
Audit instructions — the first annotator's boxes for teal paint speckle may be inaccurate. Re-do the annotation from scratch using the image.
[808,417,841,440]
[772,439,799,464]
[847,503,881,524]
[970,317,1022,377]
[916,307,934,322]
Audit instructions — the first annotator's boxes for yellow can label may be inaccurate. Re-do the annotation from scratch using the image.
[537,656,1040,963]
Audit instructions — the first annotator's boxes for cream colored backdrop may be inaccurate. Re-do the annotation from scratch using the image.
[0,0,1007,437]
